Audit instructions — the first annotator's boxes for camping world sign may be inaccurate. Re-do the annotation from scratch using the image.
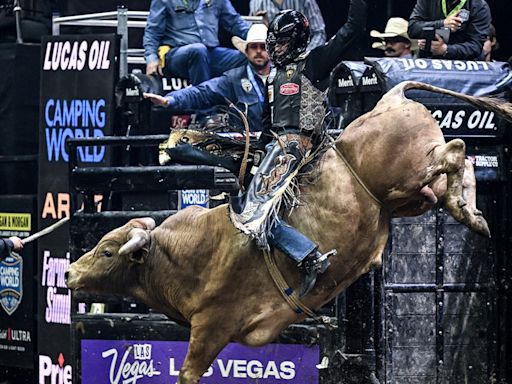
[0,253,23,315]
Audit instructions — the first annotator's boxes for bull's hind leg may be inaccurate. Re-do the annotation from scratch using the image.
[431,139,490,237]
[177,322,231,384]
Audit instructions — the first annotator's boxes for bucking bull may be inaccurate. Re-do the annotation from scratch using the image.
[66,81,512,383]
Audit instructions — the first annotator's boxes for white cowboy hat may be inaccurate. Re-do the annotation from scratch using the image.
[232,23,268,54]
[370,17,417,50]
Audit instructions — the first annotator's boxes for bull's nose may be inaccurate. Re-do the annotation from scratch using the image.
[64,271,69,281]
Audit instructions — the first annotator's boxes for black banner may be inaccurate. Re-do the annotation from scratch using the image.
[365,58,512,139]
[0,195,36,368]
[38,33,118,383]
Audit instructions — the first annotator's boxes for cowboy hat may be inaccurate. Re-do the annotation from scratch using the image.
[370,17,417,50]
[232,23,268,54]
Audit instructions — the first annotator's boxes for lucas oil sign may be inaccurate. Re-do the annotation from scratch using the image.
[81,340,319,383]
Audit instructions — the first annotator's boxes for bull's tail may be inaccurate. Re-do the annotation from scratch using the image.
[388,81,512,123]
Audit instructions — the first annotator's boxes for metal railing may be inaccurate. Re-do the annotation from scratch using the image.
[52,8,263,78]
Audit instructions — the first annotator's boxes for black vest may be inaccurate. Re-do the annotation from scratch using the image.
[267,60,327,135]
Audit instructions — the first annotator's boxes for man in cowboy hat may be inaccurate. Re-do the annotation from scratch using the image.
[143,23,270,132]
[371,17,418,58]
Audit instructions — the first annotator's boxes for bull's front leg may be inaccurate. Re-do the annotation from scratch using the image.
[432,139,490,237]
[177,321,231,384]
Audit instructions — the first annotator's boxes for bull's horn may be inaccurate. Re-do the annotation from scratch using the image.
[138,217,156,230]
[119,228,149,256]
[127,217,156,230]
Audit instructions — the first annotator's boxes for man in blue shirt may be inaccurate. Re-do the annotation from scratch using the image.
[144,23,270,132]
[144,0,251,85]
[250,0,327,51]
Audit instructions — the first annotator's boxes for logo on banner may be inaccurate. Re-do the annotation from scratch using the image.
[361,72,378,86]
[102,343,161,383]
[430,109,497,131]
[467,154,499,168]
[42,40,111,71]
[82,340,319,383]
[337,77,354,88]
[179,190,209,209]
[0,213,31,231]
[41,251,71,325]
[0,254,23,315]
[39,353,72,384]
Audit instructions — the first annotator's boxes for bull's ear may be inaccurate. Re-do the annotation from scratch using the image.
[129,247,149,264]
[119,228,150,263]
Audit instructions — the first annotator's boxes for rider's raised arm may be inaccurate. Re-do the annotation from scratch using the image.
[303,0,367,83]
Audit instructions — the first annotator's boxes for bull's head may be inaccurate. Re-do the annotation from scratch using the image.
[65,217,156,295]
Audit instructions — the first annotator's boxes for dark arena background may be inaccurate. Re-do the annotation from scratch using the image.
[1,0,512,383]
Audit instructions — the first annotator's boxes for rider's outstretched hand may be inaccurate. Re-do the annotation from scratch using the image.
[143,92,169,107]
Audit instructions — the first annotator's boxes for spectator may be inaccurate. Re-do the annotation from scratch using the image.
[143,23,270,132]
[249,0,326,51]
[0,236,23,261]
[143,0,250,85]
[408,0,491,60]
[370,17,418,58]
[483,23,498,62]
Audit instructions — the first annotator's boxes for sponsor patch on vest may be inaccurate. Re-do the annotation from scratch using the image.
[279,83,299,96]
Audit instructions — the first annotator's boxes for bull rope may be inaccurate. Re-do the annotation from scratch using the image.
[329,137,384,207]
[263,139,384,324]
[263,248,319,319]
[224,98,251,192]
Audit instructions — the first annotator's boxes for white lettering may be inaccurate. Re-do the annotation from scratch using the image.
[103,347,161,384]
[38,355,72,384]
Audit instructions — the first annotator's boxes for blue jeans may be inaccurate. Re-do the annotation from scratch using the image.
[269,219,317,264]
[164,44,247,85]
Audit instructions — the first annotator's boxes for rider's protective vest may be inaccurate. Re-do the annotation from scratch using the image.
[267,60,327,135]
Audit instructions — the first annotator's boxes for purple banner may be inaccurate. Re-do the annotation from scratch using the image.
[81,340,319,383]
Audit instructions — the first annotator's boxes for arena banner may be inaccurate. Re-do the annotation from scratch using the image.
[365,58,512,138]
[179,189,209,209]
[0,196,36,368]
[81,340,319,383]
[38,33,118,383]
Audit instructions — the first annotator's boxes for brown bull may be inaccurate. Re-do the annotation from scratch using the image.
[66,81,512,383]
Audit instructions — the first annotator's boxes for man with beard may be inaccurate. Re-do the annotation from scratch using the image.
[371,17,418,58]
[230,0,367,296]
[144,23,270,132]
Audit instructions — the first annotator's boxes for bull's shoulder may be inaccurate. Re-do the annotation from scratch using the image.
[159,204,232,231]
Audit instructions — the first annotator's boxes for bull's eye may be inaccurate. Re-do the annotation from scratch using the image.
[103,250,113,258]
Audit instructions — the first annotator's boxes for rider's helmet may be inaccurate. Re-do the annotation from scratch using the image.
[266,10,310,67]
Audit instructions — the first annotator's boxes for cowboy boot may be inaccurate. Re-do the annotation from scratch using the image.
[299,249,337,296]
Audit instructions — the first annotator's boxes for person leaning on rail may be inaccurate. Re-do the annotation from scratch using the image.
[0,236,23,261]
[408,0,491,60]
[143,0,250,85]
[249,0,326,52]
[143,23,271,133]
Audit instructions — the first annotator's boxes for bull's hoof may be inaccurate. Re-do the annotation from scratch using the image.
[474,216,491,238]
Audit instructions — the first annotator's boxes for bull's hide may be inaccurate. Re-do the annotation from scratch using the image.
[66,81,512,384]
